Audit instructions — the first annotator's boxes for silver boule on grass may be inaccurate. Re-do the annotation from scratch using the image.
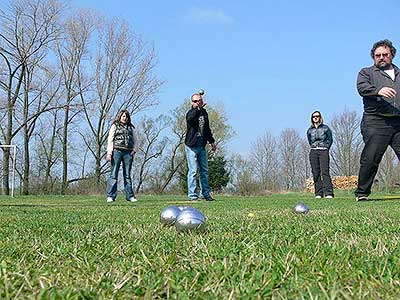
[198,89,205,95]
[160,206,182,226]
[175,207,206,232]
[293,203,310,214]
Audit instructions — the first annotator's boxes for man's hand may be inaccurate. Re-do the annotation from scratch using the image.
[106,154,112,161]
[199,99,207,108]
[378,87,397,98]
[211,143,217,152]
[196,99,207,109]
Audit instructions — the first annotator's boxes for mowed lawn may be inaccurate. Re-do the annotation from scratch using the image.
[1,192,400,299]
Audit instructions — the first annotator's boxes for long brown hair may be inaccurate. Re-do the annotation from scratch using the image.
[310,110,323,127]
[113,110,134,127]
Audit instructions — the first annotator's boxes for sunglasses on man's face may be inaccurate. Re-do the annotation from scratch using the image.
[374,53,390,59]
[192,99,201,103]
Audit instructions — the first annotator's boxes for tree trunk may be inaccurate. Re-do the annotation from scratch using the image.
[22,71,30,195]
[95,147,101,191]
[2,148,10,196]
[22,127,30,195]
[44,113,58,192]
[61,105,70,194]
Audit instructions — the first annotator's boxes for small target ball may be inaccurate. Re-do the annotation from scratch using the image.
[293,203,309,214]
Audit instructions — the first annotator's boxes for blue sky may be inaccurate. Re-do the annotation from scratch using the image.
[72,0,399,155]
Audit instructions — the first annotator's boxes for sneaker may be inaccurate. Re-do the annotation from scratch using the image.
[205,196,215,201]
[315,195,322,199]
[325,195,334,199]
[106,197,115,203]
[356,195,368,202]
[188,197,199,201]
[127,197,138,202]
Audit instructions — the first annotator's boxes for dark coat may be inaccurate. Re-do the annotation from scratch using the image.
[357,64,400,116]
[307,124,333,149]
[185,107,215,147]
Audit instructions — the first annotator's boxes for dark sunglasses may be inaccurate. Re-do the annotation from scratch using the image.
[312,115,320,118]
[374,53,389,58]
[192,99,201,103]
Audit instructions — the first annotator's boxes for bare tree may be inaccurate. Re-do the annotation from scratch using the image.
[19,64,61,194]
[330,110,363,176]
[229,154,258,195]
[155,103,190,193]
[250,131,280,191]
[34,109,62,193]
[134,116,167,193]
[280,128,303,190]
[376,148,400,191]
[79,18,163,191]
[205,102,235,151]
[299,137,312,187]
[56,10,94,194]
[0,0,63,194]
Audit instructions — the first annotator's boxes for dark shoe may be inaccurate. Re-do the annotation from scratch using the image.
[205,196,215,201]
[356,195,368,202]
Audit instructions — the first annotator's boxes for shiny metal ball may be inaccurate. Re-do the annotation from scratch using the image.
[198,89,205,95]
[175,207,206,232]
[160,206,182,225]
[293,203,310,214]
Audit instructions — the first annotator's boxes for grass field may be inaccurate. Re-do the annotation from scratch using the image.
[1,192,400,299]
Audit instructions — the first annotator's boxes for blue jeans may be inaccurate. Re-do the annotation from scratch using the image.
[185,145,211,200]
[106,149,135,200]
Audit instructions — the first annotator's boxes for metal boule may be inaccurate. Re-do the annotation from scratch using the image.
[175,208,206,232]
[160,206,182,225]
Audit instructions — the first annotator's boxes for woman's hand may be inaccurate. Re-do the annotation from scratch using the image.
[106,154,112,161]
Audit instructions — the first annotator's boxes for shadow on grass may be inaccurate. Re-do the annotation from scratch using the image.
[371,196,400,201]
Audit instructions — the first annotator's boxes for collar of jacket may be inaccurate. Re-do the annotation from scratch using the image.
[372,64,400,75]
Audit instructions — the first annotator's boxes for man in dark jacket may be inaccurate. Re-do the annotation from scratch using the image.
[355,39,400,201]
[185,93,217,201]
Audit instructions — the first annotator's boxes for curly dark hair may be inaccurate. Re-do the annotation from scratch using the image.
[370,39,396,59]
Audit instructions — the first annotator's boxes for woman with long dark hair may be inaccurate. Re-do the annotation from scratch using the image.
[307,111,334,199]
[106,110,137,202]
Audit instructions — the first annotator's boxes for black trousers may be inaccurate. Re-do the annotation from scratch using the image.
[309,149,333,197]
[356,114,400,197]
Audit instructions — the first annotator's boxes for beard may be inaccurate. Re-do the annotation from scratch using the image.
[376,61,392,70]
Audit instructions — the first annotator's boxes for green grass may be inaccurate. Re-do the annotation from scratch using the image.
[1,192,400,299]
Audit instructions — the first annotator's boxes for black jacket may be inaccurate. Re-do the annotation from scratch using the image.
[357,64,400,116]
[185,107,215,147]
[307,124,333,150]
